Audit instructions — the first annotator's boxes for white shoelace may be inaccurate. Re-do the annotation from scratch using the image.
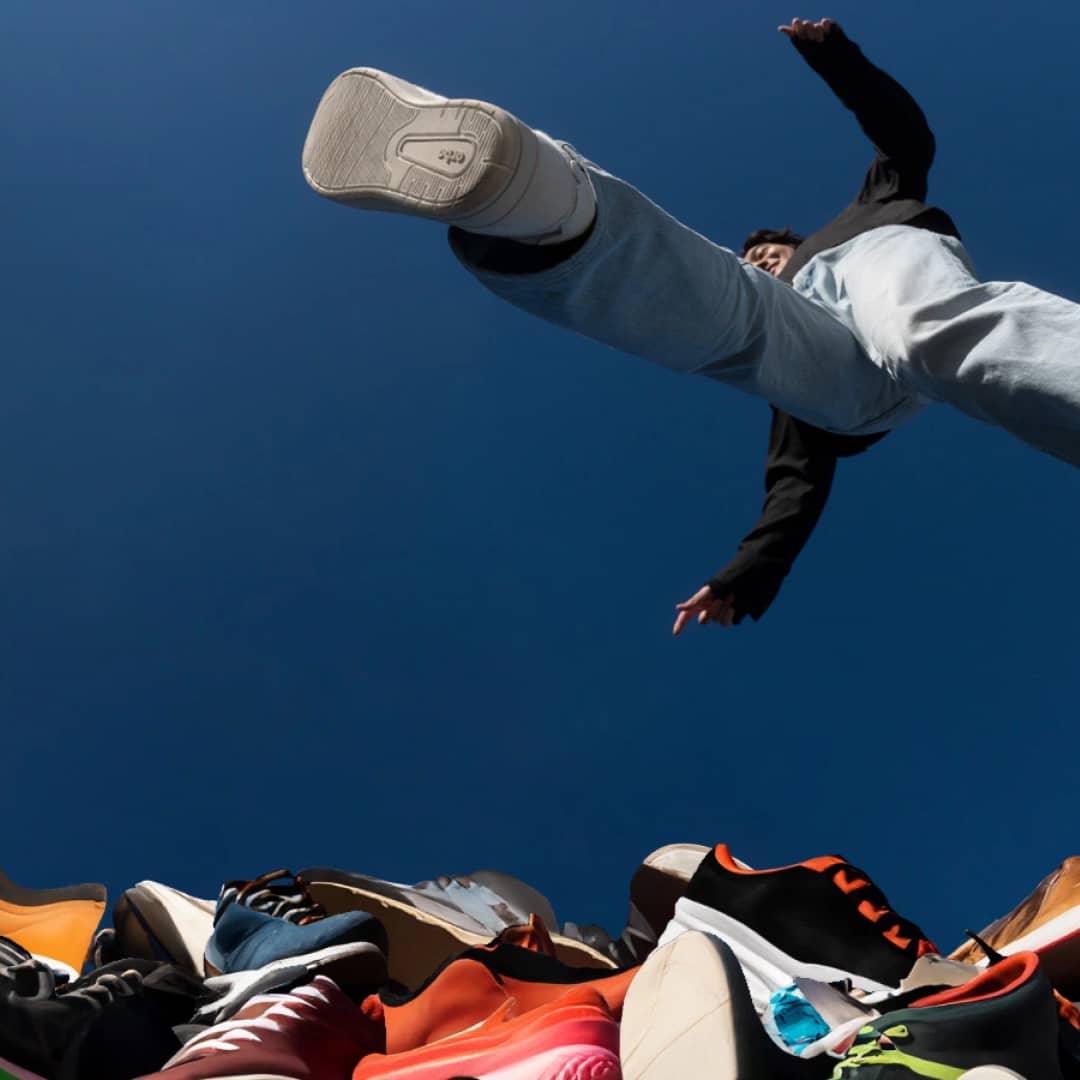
[170,980,332,1062]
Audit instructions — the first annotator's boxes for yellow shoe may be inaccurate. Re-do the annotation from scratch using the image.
[0,865,105,973]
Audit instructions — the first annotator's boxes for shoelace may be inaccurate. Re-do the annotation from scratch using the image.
[172,981,331,1060]
[831,1023,931,1073]
[220,870,327,926]
[61,969,144,1006]
[822,859,937,957]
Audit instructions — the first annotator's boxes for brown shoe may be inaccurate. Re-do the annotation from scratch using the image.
[951,856,1080,996]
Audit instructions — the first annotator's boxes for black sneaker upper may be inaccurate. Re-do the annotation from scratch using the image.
[832,952,1063,1077]
[684,847,937,988]
[0,958,205,1080]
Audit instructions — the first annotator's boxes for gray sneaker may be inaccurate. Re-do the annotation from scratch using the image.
[298,865,614,988]
[302,68,538,230]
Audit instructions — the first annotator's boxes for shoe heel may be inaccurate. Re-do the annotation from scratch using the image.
[302,67,529,223]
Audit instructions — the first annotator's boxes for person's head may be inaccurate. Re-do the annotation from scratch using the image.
[742,227,803,278]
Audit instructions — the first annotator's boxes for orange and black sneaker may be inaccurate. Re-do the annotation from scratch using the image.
[661,844,938,1007]
[0,865,105,976]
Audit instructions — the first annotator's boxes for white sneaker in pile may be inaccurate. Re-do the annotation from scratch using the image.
[620,931,829,1080]
[107,881,216,974]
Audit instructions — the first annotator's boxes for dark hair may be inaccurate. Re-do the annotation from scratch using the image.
[741,227,804,256]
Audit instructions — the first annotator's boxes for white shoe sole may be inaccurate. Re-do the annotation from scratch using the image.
[302,876,615,989]
[661,897,895,1008]
[198,940,386,1021]
[129,881,216,972]
[302,67,537,228]
[621,932,819,1080]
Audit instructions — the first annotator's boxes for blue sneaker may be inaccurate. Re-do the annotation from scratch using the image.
[204,871,387,996]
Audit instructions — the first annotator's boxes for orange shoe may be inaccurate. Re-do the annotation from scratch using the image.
[353,986,621,1080]
[951,856,1080,996]
[486,913,558,957]
[478,935,637,1019]
[376,958,512,1053]
[374,943,637,1055]
[0,866,105,974]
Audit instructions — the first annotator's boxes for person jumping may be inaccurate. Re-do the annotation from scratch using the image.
[300,18,1080,636]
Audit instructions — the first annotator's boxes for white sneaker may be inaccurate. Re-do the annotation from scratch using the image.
[620,931,823,1079]
[102,881,216,974]
[303,68,540,227]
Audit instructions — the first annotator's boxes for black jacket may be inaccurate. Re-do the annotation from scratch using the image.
[708,24,960,622]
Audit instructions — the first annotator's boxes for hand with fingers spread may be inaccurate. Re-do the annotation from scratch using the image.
[778,17,837,42]
[672,585,737,637]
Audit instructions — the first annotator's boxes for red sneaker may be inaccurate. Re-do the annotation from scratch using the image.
[142,975,382,1079]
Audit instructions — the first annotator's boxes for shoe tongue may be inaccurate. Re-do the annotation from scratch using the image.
[489,915,556,957]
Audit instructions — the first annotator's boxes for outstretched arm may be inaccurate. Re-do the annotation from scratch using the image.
[673,410,837,635]
[779,17,936,200]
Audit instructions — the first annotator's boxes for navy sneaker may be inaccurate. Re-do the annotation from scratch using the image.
[204,871,387,995]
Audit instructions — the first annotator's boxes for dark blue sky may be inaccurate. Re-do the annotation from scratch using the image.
[4,0,1078,956]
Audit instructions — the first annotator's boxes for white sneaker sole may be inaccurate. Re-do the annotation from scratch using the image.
[621,932,819,1080]
[302,67,537,228]
[302,876,615,989]
[200,940,386,1018]
[128,881,216,972]
[660,897,895,1009]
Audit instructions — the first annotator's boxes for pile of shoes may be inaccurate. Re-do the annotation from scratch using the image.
[2,844,1079,1078]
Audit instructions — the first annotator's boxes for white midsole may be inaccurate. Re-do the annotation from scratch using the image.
[660,897,894,1011]
[198,941,382,1020]
[980,908,1080,961]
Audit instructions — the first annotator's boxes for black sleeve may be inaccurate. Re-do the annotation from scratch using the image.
[790,24,936,202]
[707,410,837,623]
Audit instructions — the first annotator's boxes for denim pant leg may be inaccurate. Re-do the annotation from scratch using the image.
[448,161,924,436]
[796,226,1080,466]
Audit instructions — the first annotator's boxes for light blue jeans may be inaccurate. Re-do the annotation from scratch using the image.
[450,159,1080,466]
